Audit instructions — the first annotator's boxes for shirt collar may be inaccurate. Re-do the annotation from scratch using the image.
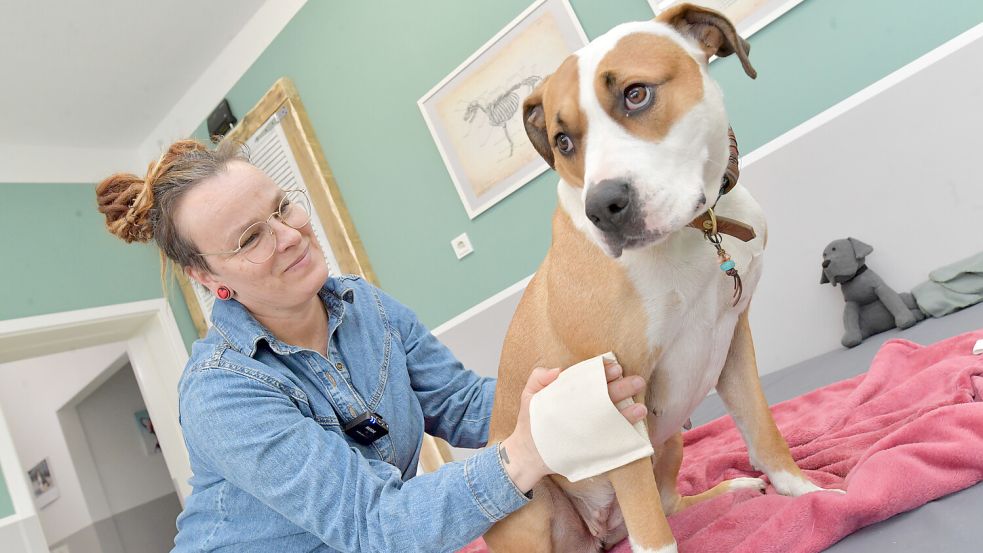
[210,276,357,358]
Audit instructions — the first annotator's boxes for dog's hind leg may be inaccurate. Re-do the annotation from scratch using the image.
[484,478,600,553]
[715,309,845,497]
[652,431,765,516]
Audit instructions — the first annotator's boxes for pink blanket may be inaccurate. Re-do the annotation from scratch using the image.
[464,330,983,553]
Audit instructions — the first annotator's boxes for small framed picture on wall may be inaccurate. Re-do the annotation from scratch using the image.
[418,0,589,219]
[27,458,59,509]
[648,0,805,38]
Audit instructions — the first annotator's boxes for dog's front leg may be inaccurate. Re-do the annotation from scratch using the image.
[716,309,844,496]
[842,301,863,347]
[875,285,916,329]
[608,457,676,553]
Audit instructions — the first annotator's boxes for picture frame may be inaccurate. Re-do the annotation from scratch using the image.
[134,409,160,456]
[175,77,376,338]
[647,0,806,38]
[27,458,59,509]
[418,0,588,219]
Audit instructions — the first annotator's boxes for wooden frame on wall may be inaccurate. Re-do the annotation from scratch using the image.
[175,77,376,337]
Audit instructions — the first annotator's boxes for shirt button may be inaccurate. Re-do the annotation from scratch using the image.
[335,362,345,371]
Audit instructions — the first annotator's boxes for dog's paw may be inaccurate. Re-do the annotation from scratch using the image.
[629,538,677,553]
[727,477,767,494]
[769,471,844,497]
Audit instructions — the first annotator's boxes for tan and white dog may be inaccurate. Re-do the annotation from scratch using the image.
[485,5,841,553]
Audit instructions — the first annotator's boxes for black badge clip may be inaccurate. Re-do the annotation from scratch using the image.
[343,412,389,446]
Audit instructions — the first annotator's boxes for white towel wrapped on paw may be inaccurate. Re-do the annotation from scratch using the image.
[529,352,654,482]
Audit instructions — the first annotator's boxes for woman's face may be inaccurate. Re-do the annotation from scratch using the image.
[178,160,329,313]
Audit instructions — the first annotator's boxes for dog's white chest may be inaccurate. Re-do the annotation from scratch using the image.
[621,186,766,443]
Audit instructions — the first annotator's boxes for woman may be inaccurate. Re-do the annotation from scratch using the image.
[95,140,648,552]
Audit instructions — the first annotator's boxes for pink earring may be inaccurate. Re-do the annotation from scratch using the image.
[216,286,233,300]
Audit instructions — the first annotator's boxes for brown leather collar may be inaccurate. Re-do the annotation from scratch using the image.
[687,212,756,242]
[685,126,756,243]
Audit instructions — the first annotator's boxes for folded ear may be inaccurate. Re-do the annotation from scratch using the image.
[522,79,554,168]
[657,3,756,79]
[848,237,873,260]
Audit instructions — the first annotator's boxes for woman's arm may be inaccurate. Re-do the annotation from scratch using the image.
[180,367,528,553]
[376,286,497,448]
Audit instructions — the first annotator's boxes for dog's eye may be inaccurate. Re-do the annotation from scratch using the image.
[555,133,574,155]
[624,84,653,112]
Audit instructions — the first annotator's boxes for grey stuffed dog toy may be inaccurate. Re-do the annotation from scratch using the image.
[821,237,926,348]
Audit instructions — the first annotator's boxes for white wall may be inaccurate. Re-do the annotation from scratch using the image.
[434,25,983,378]
[741,24,983,373]
[0,342,127,544]
[75,365,177,516]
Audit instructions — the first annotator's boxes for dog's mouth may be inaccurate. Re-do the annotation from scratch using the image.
[596,228,667,258]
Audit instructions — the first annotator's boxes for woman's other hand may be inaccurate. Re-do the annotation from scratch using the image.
[499,361,647,492]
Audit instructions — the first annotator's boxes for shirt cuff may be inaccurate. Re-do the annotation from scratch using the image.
[463,444,532,522]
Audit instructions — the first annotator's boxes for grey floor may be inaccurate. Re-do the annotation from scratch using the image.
[690,302,983,552]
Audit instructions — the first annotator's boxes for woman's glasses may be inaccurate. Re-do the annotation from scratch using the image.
[197,189,313,264]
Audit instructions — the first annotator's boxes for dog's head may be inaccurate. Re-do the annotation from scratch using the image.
[820,237,873,287]
[523,3,755,257]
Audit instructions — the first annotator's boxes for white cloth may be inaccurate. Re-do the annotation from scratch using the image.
[973,339,983,355]
[529,352,654,482]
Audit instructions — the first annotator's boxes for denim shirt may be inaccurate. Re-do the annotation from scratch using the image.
[171,275,529,552]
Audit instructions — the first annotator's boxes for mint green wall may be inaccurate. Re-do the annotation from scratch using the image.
[0,471,12,518]
[2,0,982,515]
[192,0,983,327]
[0,184,200,347]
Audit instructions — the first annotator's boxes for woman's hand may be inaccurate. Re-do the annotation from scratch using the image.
[500,360,647,493]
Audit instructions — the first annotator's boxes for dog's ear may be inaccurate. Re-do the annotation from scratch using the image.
[523,79,554,169]
[848,237,873,260]
[657,3,756,79]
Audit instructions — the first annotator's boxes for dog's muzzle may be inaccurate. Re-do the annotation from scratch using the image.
[585,179,663,257]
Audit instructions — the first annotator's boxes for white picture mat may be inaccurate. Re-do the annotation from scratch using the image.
[648,0,805,38]
[188,106,341,329]
[418,0,588,219]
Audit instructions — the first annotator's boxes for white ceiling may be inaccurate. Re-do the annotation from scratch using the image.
[0,0,268,151]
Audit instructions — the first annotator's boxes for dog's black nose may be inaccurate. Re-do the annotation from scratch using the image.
[822,259,831,268]
[585,180,634,233]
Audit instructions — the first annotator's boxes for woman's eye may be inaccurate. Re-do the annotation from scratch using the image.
[624,84,653,111]
[555,133,574,155]
[241,231,259,248]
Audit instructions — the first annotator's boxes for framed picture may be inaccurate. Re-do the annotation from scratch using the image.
[134,409,160,456]
[648,0,805,38]
[27,458,59,509]
[175,77,376,338]
[418,0,588,219]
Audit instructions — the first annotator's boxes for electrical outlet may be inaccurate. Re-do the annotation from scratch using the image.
[451,233,474,259]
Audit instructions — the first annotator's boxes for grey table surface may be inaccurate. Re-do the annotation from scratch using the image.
[689,302,983,552]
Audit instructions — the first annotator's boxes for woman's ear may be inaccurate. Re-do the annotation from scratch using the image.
[185,264,218,294]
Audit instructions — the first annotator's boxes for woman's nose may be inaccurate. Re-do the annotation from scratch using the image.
[271,218,303,251]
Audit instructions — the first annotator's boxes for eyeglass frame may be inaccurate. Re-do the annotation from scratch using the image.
[196,188,313,264]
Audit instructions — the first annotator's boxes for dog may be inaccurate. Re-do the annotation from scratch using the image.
[485,5,841,553]
[821,237,925,348]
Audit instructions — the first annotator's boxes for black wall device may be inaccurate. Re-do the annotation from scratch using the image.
[207,98,237,141]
